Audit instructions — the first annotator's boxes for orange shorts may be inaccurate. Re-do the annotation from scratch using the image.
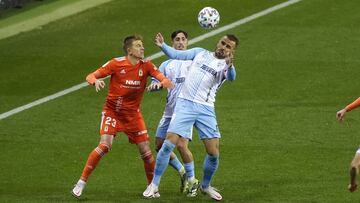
[99,110,149,144]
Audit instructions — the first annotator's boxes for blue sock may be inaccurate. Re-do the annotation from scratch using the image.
[152,140,175,186]
[169,156,183,172]
[184,161,195,178]
[201,154,219,189]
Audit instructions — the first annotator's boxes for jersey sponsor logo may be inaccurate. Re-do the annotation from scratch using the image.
[175,77,185,83]
[139,69,143,76]
[125,80,141,85]
[200,64,217,76]
[120,69,126,74]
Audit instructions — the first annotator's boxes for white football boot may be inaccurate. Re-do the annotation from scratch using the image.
[180,173,188,193]
[201,186,222,201]
[186,178,199,197]
[143,183,160,198]
[71,179,86,198]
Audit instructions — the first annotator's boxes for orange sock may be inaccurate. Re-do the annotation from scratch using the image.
[80,143,110,182]
[141,151,155,184]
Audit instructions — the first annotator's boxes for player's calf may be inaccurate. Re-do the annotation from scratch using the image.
[349,167,358,192]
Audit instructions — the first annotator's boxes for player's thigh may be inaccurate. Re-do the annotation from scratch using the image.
[123,112,149,144]
[100,111,121,136]
[99,134,114,147]
[167,99,196,140]
[194,106,221,139]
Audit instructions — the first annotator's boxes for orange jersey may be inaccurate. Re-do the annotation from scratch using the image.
[89,56,164,112]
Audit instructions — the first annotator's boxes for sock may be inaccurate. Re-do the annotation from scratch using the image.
[169,156,184,174]
[201,154,219,189]
[76,179,86,189]
[184,161,195,179]
[179,166,186,176]
[80,143,110,181]
[141,150,155,184]
[152,140,175,186]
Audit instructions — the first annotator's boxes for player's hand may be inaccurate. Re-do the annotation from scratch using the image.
[225,51,234,66]
[155,33,164,47]
[95,80,105,92]
[161,79,174,89]
[147,83,162,91]
[336,109,347,122]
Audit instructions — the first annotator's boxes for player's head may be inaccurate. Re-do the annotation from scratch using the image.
[171,30,188,50]
[123,34,144,59]
[214,34,238,59]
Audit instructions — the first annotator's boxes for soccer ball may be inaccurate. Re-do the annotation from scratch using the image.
[197,7,220,29]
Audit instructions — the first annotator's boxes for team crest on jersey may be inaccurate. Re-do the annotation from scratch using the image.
[138,69,143,76]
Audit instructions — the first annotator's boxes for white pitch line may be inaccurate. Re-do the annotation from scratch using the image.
[0,0,302,120]
[0,0,114,40]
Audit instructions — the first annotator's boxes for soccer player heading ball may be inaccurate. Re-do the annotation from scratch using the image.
[143,32,238,200]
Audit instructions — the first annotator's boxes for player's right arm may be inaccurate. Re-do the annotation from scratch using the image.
[336,97,360,122]
[161,43,203,60]
[86,59,116,92]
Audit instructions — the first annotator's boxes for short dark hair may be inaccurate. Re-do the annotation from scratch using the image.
[171,30,188,41]
[226,34,239,47]
[123,34,143,54]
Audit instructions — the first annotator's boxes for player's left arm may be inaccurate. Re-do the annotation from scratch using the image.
[337,97,360,122]
[225,65,236,81]
[224,51,236,81]
[147,61,170,92]
[147,62,174,89]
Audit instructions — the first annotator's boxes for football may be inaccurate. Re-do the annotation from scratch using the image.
[197,7,220,29]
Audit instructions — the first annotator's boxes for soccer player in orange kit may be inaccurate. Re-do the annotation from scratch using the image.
[71,34,173,198]
[337,97,360,192]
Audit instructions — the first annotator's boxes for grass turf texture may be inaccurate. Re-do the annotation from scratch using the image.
[1,0,360,202]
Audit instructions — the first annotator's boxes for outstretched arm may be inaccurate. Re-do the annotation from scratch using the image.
[336,97,360,122]
[155,32,204,60]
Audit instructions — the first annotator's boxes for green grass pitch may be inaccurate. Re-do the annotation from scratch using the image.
[1,0,360,202]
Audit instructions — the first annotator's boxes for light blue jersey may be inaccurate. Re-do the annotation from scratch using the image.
[152,59,192,138]
[161,43,236,107]
[161,43,236,139]
[155,59,192,118]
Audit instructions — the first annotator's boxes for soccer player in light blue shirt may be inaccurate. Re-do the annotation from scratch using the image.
[144,33,238,201]
[148,30,194,193]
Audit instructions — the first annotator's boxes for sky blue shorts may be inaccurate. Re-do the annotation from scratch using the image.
[156,117,171,139]
[167,98,221,140]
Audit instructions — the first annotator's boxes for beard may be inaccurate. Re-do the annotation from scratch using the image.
[215,49,225,59]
